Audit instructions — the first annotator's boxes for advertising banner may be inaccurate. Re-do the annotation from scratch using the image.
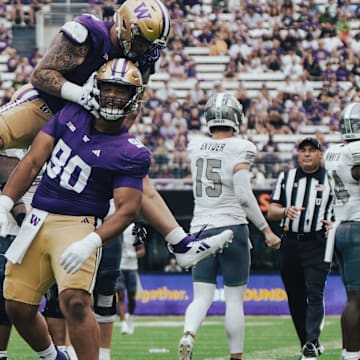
[135,274,346,316]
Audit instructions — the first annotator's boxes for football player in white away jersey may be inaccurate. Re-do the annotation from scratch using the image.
[324,102,360,360]
[178,92,281,360]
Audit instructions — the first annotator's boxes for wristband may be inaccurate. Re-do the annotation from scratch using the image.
[60,81,83,103]
[0,195,14,211]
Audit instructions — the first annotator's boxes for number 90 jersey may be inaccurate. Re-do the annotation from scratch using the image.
[324,141,360,221]
[188,135,257,232]
[32,104,151,219]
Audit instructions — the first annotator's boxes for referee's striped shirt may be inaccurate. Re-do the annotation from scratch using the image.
[271,167,333,233]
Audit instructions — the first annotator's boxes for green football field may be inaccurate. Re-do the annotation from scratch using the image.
[6,315,342,359]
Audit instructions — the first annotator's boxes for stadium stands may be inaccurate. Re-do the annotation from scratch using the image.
[1,0,360,185]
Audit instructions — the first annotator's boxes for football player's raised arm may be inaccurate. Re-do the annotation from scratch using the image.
[31,32,90,97]
[96,186,143,245]
[2,131,54,203]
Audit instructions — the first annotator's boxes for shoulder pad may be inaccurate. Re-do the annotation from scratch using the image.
[346,141,360,165]
[347,140,360,153]
[60,21,88,45]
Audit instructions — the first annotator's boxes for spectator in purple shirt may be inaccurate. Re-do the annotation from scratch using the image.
[336,59,351,81]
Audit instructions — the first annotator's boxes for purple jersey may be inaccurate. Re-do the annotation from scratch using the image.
[37,14,120,114]
[32,104,151,219]
[36,14,153,114]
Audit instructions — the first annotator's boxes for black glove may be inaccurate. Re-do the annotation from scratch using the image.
[132,222,147,247]
[138,47,161,68]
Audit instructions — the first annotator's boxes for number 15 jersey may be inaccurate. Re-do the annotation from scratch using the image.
[188,135,257,233]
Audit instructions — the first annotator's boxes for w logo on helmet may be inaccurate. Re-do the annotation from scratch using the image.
[134,2,152,19]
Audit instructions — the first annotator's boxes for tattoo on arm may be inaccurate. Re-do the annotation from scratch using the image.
[31,33,91,96]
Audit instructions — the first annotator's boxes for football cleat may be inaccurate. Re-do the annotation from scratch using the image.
[178,332,194,360]
[55,346,71,360]
[169,229,233,269]
[121,320,130,335]
[126,313,134,335]
[65,346,78,360]
[301,342,319,360]
[317,343,324,355]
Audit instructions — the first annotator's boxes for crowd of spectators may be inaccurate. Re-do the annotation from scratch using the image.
[1,0,360,185]
[0,0,52,27]
[128,0,360,185]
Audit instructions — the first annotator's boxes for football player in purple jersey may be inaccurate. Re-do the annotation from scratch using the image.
[0,0,171,150]
[0,0,232,271]
[0,59,151,360]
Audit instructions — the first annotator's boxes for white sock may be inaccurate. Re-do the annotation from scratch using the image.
[165,227,187,245]
[36,343,57,360]
[184,282,215,333]
[0,350,7,359]
[99,347,110,360]
[343,350,360,360]
[66,345,78,360]
[224,285,246,354]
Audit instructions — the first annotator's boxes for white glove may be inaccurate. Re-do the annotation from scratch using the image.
[0,195,14,237]
[60,232,102,274]
[60,73,100,118]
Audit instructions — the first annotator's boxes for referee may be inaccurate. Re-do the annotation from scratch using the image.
[268,137,333,360]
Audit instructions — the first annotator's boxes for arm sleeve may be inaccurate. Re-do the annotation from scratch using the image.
[233,169,268,231]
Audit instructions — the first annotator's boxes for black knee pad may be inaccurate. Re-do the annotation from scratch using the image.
[0,235,15,278]
[93,291,117,318]
[42,284,64,319]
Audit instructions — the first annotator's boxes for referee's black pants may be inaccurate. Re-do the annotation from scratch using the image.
[280,232,330,348]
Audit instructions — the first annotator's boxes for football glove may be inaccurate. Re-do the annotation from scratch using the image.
[78,72,100,116]
[0,195,14,237]
[60,232,102,274]
[132,222,147,247]
[138,47,161,68]
[60,73,100,118]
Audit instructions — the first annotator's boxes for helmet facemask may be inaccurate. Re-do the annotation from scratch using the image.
[95,58,144,122]
[340,102,360,141]
[97,82,142,121]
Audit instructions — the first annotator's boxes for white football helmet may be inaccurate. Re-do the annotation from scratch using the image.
[205,92,243,134]
[340,102,360,141]
[95,58,143,121]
